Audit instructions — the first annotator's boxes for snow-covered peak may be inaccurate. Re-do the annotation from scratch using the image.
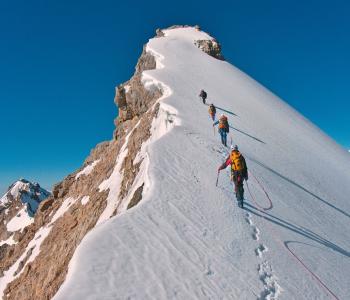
[163,26,214,41]
[2,27,349,300]
[55,26,350,300]
[0,179,50,217]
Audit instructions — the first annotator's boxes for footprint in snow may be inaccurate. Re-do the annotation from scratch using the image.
[245,216,253,225]
[257,261,282,300]
[252,226,260,240]
[255,244,267,258]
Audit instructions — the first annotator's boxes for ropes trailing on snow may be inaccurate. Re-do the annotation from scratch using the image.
[204,91,339,299]
[246,171,273,211]
[246,171,339,300]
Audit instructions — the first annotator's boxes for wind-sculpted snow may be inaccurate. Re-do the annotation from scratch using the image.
[55,27,350,300]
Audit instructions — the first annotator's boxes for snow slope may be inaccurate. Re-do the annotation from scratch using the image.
[55,27,350,300]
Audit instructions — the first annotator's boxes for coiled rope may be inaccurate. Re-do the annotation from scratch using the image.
[246,171,339,300]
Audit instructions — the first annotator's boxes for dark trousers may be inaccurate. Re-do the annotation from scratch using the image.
[232,170,244,201]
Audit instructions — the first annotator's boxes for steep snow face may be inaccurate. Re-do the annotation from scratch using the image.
[55,27,350,300]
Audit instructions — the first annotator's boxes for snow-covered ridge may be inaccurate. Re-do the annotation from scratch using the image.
[2,26,348,300]
[54,26,350,300]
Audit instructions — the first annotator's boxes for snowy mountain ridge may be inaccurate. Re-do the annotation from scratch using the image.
[1,26,350,300]
[0,179,50,217]
[0,179,50,265]
[0,179,50,233]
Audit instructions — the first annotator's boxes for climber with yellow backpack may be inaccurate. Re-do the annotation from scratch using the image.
[217,145,248,208]
[213,114,229,147]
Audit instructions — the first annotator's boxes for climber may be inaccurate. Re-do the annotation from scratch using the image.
[199,89,207,104]
[208,103,216,121]
[218,145,248,208]
[213,114,229,147]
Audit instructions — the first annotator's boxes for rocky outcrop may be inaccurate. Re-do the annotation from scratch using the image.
[114,45,160,130]
[195,39,224,60]
[156,28,165,37]
[156,24,224,60]
[1,28,165,300]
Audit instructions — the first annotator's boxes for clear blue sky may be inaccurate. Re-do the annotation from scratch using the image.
[0,0,349,194]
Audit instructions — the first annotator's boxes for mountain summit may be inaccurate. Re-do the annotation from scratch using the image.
[1,26,350,300]
[1,179,50,218]
[0,179,50,257]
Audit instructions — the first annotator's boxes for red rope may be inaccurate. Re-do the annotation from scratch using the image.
[247,171,273,210]
[246,171,339,300]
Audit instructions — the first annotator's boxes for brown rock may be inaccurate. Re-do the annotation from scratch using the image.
[127,183,144,209]
[2,29,164,300]
[156,28,165,37]
[194,39,224,60]
[39,198,54,212]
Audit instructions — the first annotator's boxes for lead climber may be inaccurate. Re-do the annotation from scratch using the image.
[208,103,216,121]
[199,89,207,104]
[213,114,229,147]
[217,145,248,208]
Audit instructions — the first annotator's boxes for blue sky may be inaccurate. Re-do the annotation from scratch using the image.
[0,0,349,194]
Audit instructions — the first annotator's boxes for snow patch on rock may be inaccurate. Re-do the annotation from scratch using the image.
[51,197,78,224]
[0,235,16,247]
[97,123,139,225]
[80,196,90,206]
[0,196,77,298]
[6,207,34,232]
[75,159,101,179]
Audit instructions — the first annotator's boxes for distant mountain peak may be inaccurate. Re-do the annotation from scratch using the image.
[1,179,50,217]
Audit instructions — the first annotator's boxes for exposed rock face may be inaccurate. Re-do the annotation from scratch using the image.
[195,39,224,60]
[114,45,159,129]
[0,28,165,300]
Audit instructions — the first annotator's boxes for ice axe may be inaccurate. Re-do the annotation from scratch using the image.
[216,170,220,187]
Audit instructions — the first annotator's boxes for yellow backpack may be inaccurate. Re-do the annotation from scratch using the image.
[230,150,245,171]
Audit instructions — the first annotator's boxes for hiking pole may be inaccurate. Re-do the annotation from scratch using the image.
[213,126,215,136]
[216,171,220,187]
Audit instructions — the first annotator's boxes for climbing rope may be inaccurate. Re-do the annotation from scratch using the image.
[246,171,273,211]
[246,171,339,300]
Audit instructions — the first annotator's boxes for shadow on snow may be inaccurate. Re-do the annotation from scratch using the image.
[229,126,266,144]
[248,158,350,219]
[244,203,350,258]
